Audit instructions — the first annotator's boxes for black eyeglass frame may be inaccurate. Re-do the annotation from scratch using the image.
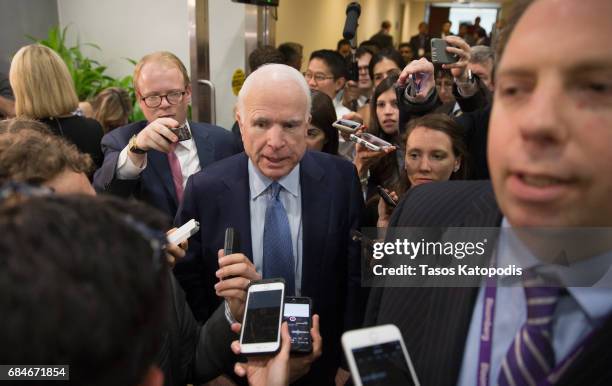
[140,91,187,108]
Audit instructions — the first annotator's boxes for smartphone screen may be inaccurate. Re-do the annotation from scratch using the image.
[359,133,393,149]
[172,124,192,141]
[353,340,416,386]
[337,120,361,130]
[242,289,283,344]
[283,298,312,353]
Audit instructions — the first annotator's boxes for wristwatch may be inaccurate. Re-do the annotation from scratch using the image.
[129,135,147,154]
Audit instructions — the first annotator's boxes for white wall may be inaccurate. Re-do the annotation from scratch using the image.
[57,0,190,79]
[208,0,247,129]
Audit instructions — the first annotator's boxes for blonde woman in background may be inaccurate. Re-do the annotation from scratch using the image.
[9,44,104,169]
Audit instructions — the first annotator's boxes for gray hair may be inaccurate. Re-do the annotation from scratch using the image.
[236,63,311,120]
[470,45,494,65]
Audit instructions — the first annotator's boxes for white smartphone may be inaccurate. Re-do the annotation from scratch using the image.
[240,279,286,355]
[167,219,200,245]
[333,119,362,134]
[349,133,393,152]
[342,324,420,386]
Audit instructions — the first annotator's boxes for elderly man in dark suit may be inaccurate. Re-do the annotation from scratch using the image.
[366,0,612,385]
[175,63,365,385]
[94,51,239,218]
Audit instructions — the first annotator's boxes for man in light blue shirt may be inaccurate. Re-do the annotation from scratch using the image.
[364,0,612,384]
[175,63,365,385]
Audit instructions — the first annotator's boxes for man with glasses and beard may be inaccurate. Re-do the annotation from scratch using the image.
[94,51,239,218]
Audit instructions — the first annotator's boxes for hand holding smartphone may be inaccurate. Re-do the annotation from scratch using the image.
[376,185,398,208]
[350,133,394,152]
[333,119,363,135]
[240,279,286,355]
[167,219,200,245]
[171,124,192,141]
[431,38,459,65]
[283,296,313,353]
[342,324,420,386]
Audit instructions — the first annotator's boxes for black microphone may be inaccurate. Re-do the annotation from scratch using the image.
[343,2,361,40]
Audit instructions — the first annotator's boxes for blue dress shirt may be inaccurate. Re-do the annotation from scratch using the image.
[457,218,612,386]
[248,159,303,295]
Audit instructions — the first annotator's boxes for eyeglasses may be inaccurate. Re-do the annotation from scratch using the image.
[304,72,335,83]
[140,91,186,108]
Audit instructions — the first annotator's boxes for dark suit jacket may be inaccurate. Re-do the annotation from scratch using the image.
[174,151,365,385]
[159,272,236,386]
[409,33,432,58]
[364,180,612,386]
[93,120,239,219]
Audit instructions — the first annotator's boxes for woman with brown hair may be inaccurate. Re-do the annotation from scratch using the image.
[377,113,469,227]
[9,44,104,169]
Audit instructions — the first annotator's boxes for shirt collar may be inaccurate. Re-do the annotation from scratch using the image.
[497,217,612,323]
[248,158,300,200]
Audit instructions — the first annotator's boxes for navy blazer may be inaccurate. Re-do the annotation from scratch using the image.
[174,151,365,384]
[93,120,239,219]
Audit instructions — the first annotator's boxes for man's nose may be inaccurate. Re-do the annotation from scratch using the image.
[267,125,286,148]
[517,79,568,152]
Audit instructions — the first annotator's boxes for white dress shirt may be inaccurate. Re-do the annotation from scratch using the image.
[116,121,200,188]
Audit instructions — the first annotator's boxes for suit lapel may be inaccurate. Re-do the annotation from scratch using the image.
[299,152,330,297]
[190,121,214,168]
[220,153,253,260]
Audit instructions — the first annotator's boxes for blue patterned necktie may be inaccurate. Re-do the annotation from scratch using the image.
[498,276,562,386]
[262,182,295,295]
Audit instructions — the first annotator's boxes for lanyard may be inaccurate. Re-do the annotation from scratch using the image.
[476,279,596,386]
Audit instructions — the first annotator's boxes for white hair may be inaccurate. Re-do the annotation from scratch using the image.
[236,63,311,120]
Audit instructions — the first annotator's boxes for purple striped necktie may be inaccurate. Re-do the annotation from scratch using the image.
[498,277,562,386]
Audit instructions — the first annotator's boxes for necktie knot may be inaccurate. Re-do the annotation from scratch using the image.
[269,182,282,200]
[524,282,563,329]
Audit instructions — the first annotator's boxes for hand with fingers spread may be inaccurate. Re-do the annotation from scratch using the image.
[215,249,262,322]
[164,227,188,268]
[128,117,180,163]
[230,315,323,385]
[441,36,472,79]
[397,58,435,101]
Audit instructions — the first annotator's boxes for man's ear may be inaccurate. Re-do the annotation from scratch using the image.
[236,109,245,138]
[184,84,192,104]
[335,77,346,93]
[139,366,163,386]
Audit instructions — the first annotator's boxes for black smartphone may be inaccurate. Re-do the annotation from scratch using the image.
[283,296,313,354]
[376,185,398,208]
[431,38,458,65]
[221,227,239,280]
[172,124,192,141]
[224,227,239,256]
